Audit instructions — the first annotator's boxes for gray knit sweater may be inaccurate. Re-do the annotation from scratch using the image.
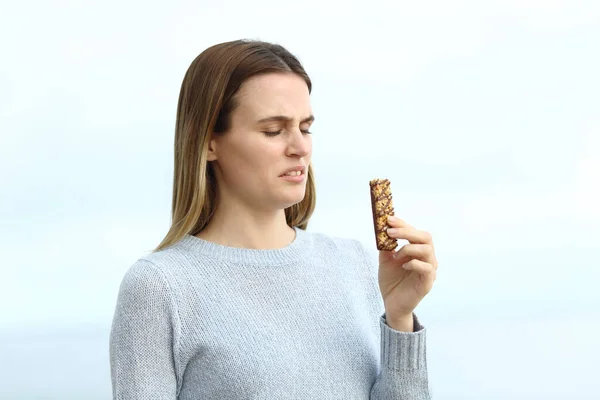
[109,227,431,399]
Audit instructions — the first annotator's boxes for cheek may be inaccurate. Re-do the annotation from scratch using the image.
[226,140,279,179]
[302,136,313,161]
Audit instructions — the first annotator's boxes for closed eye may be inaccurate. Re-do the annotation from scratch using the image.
[263,130,312,137]
[263,130,282,137]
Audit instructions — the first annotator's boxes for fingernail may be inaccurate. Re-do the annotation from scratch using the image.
[387,228,398,235]
[388,215,399,223]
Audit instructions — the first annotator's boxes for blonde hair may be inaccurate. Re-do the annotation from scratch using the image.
[154,40,316,252]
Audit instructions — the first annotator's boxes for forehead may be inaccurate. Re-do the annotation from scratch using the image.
[234,73,311,121]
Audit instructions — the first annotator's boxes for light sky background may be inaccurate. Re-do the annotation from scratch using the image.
[1,0,599,398]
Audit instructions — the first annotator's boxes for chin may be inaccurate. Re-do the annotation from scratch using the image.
[277,187,307,209]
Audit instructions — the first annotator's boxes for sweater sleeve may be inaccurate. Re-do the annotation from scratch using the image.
[109,259,180,399]
[370,313,431,399]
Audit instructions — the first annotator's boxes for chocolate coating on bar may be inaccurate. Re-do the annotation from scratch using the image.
[369,178,398,251]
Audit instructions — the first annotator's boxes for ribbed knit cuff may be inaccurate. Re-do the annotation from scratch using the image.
[379,313,427,371]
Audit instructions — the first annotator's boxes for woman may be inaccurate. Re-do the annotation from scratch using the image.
[109,39,437,399]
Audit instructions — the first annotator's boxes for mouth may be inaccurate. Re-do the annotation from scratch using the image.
[279,166,306,177]
[281,170,304,177]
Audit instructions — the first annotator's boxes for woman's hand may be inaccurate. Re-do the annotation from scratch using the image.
[378,215,438,331]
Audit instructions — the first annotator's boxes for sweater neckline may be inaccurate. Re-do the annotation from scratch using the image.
[176,226,312,266]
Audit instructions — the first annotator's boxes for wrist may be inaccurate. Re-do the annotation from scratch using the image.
[386,313,414,332]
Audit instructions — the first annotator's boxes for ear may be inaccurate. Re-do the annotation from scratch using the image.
[206,137,218,161]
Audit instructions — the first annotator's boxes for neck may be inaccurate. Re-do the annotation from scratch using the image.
[197,203,296,250]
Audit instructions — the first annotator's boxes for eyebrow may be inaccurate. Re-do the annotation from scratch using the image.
[256,114,315,124]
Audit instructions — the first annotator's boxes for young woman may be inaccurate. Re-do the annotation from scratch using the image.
[109,39,438,399]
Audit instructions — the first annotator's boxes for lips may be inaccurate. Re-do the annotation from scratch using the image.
[279,166,306,177]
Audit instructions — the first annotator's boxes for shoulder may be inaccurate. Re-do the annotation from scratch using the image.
[117,236,220,296]
[132,237,203,278]
[116,258,173,302]
[116,241,193,300]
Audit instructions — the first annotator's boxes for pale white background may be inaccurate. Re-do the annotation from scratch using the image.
[1,0,599,398]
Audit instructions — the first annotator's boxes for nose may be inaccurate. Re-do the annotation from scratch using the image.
[285,130,311,158]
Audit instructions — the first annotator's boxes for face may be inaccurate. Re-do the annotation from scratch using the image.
[208,72,313,212]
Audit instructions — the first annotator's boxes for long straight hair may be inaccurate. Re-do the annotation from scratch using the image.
[154,40,316,252]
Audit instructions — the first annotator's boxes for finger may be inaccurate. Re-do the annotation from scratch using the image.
[386,227,432,245]
[402,259,436,280]
[393,243,435,262]
[387,215,415,229]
